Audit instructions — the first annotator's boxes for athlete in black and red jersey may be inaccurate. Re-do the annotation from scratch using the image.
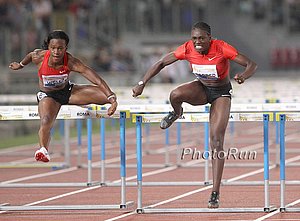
[9,30,117,163]
[132,21,257,208]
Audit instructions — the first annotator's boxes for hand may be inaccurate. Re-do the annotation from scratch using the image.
[132,84,144,98]
[107,101,117,116]
[9,62,23,70]
[234,74,245,84]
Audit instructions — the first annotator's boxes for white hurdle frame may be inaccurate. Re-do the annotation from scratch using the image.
[0,105,133,211]
[278,113,300,212]
[134,112,276,213]
[129,103,300,167]
[0,106,71,169]
[88,102,300,187]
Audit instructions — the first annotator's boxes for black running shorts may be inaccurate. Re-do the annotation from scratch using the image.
[202,82,232,104]
[36,82,74,105]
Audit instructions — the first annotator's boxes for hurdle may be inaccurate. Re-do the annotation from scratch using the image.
[134,113,277,213]
[94,102,300,188]
[126,102,281,172]
[278,113,300,212]
[0,105,133,211]
[0,105,71,169]
[121,103,218,172]
[106,103,277,172]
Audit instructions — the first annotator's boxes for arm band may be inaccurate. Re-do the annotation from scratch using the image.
[19,62,25,67]
[107,94,116,101]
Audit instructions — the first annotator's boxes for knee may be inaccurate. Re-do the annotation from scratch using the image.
[40,115,52,129]
[169,89,182,102]
[210,136,224,151]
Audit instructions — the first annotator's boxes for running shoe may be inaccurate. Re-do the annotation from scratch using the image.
[208,191,220,209]
[34,147,50,162]
[160,108,183,129]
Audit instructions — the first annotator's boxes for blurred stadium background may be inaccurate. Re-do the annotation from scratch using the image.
[0,0,299,139]
[0,0,299,92]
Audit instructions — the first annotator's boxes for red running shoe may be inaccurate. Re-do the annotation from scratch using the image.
[34,147,50,162]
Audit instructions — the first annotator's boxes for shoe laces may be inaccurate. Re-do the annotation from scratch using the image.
[167,111,178,120]
[210,191,219,202]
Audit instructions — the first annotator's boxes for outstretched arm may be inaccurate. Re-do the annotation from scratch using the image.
[9,49,44,70]
[69,54,117,115]
[132,52,178,97]
[233,53,257,84]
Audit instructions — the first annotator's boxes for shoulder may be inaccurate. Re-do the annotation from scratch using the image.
[32,49,46,57]
[174,40,193,59]
[211,39,225,48]
[32,49,47,63]
[33,48,44,53]
[175,40,193,50]
[211,39,224,44]
[66,52,74,62]
[66,52,87,72]
[67,52,81,66]
[184,40,194,50]
[212,39,235,49]
[212,39,238,59]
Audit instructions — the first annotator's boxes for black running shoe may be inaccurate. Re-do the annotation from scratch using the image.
[160,108,183,129]
[208,191,219,209]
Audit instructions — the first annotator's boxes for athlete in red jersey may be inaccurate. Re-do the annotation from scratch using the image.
[132,22,257,208]
[9,30,117,163]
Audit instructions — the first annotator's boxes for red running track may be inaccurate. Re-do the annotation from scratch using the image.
[1,121,300,221]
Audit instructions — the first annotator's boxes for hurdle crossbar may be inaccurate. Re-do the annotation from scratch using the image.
[0,203,134,211]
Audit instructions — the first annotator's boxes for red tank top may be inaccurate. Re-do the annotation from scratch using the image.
[38,50,71,88]
[174,39,238,80]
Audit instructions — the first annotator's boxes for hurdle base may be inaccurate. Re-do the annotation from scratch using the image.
[0,201,134,211]
[136,208,144,214]
[141,206,277,213]
[280,207,286,212]
[0,162,68,169]
[281,207,300,212]
[264,205,277,212]
[81,163,175,169]
[87,181,105,187]
[0,182,102,188]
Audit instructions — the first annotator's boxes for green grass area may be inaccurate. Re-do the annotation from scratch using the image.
[0,119,135,150]
[0,133,39,149]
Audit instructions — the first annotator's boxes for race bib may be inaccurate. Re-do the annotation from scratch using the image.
[192,64,218,80]
[37,91,47,101]
[42,74,69,87]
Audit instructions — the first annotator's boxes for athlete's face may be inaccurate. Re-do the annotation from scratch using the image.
[48,39,67,63]
[191,28,211,54]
